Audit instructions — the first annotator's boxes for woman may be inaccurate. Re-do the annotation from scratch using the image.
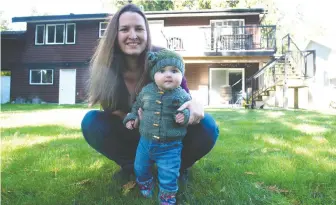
[81,3,219,181]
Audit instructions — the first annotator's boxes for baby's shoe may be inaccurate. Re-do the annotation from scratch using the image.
[137,177,154,198]
[159,190,177,205]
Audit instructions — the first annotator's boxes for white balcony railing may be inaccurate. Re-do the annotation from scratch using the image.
[156,25,276,56]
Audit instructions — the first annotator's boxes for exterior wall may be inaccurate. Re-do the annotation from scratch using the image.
[185,63,258,88]
[1,38,25,69]
[304,41,336,110]
[10,65,89,103]
[22,21,101,63]
[185,63,258,105]
[10,66,60,102]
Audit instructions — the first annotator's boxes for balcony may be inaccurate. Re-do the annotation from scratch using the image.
[157,25,276,56]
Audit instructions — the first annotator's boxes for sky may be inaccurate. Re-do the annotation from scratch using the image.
[1,0,116,30]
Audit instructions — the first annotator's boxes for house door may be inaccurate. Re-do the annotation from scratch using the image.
[209,68,245,105]
[59,69,76,104]
[1,75,11,104]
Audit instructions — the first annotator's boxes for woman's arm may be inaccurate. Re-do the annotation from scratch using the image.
[178,76,204,124]
[177,100,204,125]
[180,76,190,93]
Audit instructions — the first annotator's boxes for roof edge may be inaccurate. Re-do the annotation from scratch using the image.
[12,8,265,23]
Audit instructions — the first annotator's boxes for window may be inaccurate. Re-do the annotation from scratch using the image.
[210,19,245,50]
[66,23,76,44]
[46,24,64,44]
[35,23,76,45]
[35,25,45,45]
[30,69,53,85]
[99,22,108,38]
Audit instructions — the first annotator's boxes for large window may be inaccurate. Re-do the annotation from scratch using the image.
[30,69,54,85]
[210,19,245,50]
[35,23,76,45]
[99,22,108,38]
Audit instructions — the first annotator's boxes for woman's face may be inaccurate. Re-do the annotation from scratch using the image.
[118,12,148,56]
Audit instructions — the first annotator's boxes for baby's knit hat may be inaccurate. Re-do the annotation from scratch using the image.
[147,49,185,80]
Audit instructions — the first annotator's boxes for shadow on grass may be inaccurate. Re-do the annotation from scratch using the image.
[1,104,100,112]
[1,125,81,138]
[1,137,158,205]
[205,109,336,205]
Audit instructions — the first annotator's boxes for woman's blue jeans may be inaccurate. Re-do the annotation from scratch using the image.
[81,110,219,172]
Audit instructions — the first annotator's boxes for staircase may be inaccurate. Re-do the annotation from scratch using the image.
[246,34,316,109]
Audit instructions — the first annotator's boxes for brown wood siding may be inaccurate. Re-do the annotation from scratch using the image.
[1,39,25,69]
[76,67,89,103]
[185,63,258,90]
[10,66,89,103]
[154,15,260,26]
[11,66,59,102]
[22,21,101,63]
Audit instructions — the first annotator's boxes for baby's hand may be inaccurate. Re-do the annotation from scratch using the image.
[126,120,135,130]
[175,112,185,124]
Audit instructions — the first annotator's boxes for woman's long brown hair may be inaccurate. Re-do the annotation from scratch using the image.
[87,4,152,110]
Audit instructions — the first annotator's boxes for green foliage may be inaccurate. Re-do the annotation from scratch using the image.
[0,11,9,31]
[114,0,240,11]
[1,71,11,76]
[116,0,174,11]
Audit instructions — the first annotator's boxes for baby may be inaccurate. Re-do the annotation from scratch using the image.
[123,49,191,205]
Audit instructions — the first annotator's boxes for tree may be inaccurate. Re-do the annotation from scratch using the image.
[115,0,174,11]
[0,11,9,31]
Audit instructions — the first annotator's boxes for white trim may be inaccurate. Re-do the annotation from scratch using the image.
[29,69,54,85]
[146,12,260,18]
[99,22,108,38]
[65,23,76,44]
[148,20,164,25]
[210,19,245,25]
[35,24,45,45]
[46,24,65,44]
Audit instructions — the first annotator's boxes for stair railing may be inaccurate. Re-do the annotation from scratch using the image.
[246,54,286,108]
[281,34,316,78]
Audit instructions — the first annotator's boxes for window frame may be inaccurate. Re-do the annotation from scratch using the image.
[46,24,65,45]
[35,24,45,45]
[99,22,108,38]
[66,23,76,44]
[29,69,54,85]
[35,23,76,45]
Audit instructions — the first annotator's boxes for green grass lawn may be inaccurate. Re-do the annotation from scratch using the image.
[1,104,336,205]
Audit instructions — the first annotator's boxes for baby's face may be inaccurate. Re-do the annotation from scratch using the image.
[154,66,182,91]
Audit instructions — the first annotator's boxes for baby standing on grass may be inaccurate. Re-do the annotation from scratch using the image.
[123,49,191,205]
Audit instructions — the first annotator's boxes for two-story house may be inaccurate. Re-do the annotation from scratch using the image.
[1,8,278,106]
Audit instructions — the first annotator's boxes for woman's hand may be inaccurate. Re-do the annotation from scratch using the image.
[177,100,204,125]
